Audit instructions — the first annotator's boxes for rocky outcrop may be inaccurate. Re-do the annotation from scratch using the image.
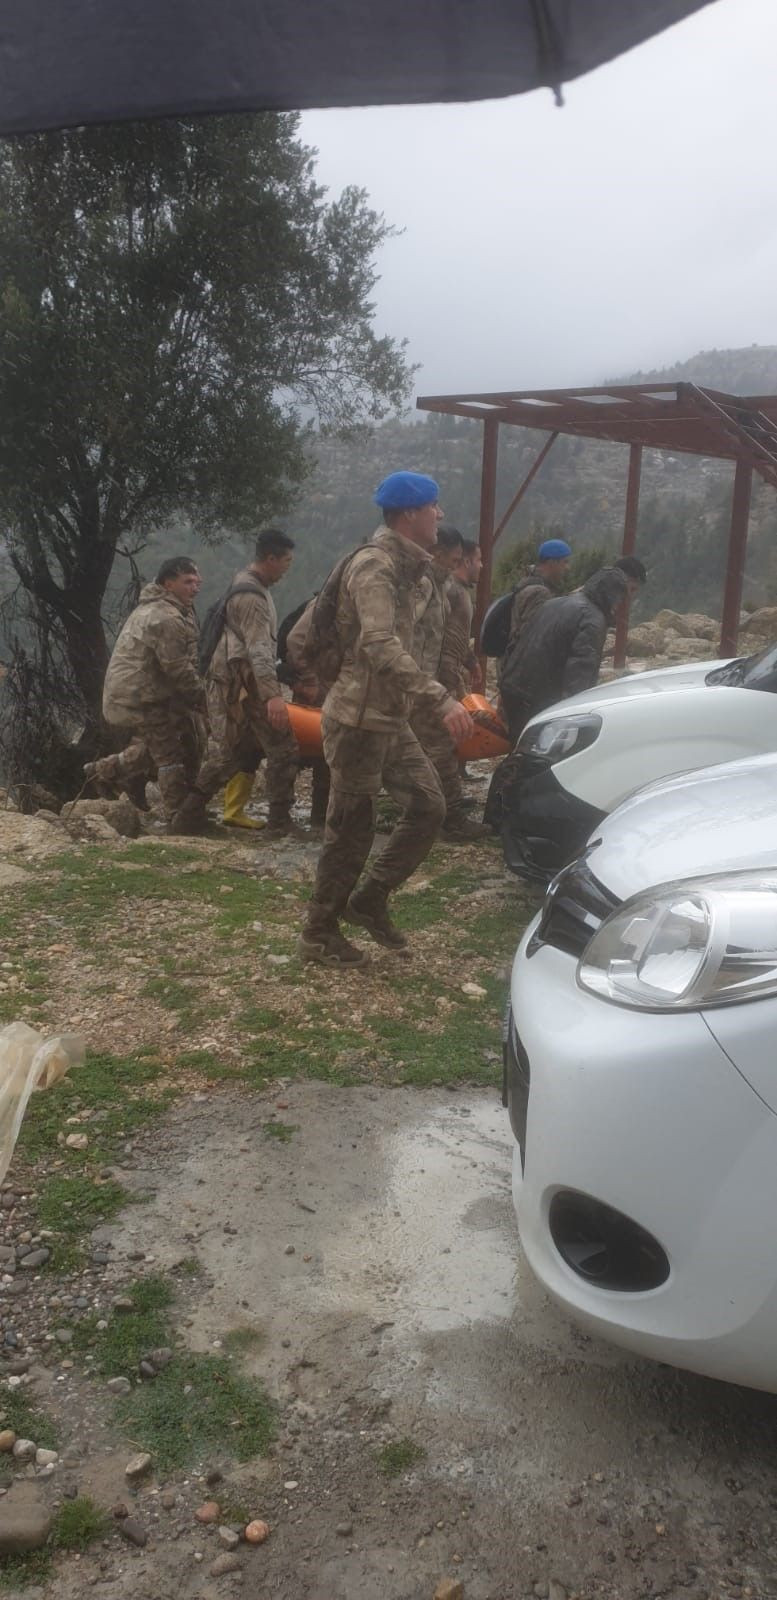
[59,797,141,839]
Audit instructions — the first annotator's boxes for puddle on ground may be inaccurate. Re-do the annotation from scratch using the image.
[313,1097,518,1333]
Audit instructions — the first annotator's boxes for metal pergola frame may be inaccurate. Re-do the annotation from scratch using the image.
[416,381,777,666]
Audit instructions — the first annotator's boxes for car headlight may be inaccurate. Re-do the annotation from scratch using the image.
[517,712,601,763]
[578,872,777,1010]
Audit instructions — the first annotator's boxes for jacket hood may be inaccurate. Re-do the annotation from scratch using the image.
[136,581,189,612]
[582,567,629,621]
[137,582,170,605]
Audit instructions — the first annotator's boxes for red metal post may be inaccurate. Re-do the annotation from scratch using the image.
[492,431,559,545]
[613,443,643,670]
[719,459,753,657]
[474,416,499,655]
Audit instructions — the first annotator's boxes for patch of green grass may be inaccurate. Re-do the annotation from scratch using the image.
[174,1048,241,1081]
[72,1273,174,1372]
[365,972,506,1087]
[51,1496,108,1551]
[142,969,202,1029]
[35,1173,129,1271]
[0,1496,107,1588]
[116,1352,274,1473]
[239,1003,285,1035]
[70,1275,274,1472]
[174,1255,202,1277]
[394,866,486,932]
[262,1121,298,1143]
[0,847,302,951]
[377,1437,426,1478]
[0,957,48,1025]
[16,1049,165,1163]
[0,1391,57,1450]
[222,1324,265,1356]
[216,1494,252,1526]
[0,1550,52,1591]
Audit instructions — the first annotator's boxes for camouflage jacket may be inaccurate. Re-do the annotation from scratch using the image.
[102,583,203,725]
[323,529,456,733]
[207,568,280,702]
[285,597,324,705]
[412,560,450,676]
[438,575,475,697]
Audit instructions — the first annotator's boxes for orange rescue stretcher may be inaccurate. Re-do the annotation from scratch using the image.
[286,693,510,762]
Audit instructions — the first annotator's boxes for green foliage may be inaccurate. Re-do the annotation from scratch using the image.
[222,1324,266,1355]
[36,1175,128,1271]
[50,1497,108,1552]
[115,1353,275,1474]
[0,1550,53,1591]
[17,1045,166,1161]
[493,537,615,599]
[72,1275,174,1373]
[0,1390,57,1450]
[0,115,411,736]
[377,1437,426,1477]
[262,1120,298,1142]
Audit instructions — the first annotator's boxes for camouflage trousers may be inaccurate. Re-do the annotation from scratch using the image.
[409,704,466,824]
[304,715,445,933]
[197,666,298,824]
[100,705,207,819]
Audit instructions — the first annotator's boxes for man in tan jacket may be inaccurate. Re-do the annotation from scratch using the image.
[409,524,486,842]
[86,556,207,827]
[298,472,473,969]
[196,528,300,838]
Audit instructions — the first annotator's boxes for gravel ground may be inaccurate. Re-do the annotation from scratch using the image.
[3,1083,777,1600]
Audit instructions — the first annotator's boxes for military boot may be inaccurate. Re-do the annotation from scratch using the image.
[344,882,408,950]
[262,813,307,841]
[441,811,490,843]
[297,925,369,968]
[167,791,210,836]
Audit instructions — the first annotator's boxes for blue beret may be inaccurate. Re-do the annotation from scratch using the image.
[374,471,439,510]
[538,538,572,561]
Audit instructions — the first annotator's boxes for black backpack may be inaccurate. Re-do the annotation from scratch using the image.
[479,590,516,658]
[197,580,262,677]
[277,596,313,665]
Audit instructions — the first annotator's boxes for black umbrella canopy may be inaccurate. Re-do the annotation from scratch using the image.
[0,0,716,134]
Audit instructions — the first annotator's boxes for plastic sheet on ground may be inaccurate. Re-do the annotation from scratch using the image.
[0,1023,85,1184]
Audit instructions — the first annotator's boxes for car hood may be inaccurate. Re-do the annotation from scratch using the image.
[527,657,733,721]
[584,752,777,903]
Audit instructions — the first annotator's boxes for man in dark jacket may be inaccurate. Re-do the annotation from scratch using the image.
[500,565,642,736]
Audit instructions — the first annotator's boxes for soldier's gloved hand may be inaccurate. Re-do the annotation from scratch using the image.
[443,703,474,743]
[265,695,291,731]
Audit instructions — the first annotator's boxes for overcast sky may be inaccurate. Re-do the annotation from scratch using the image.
[301,0,777,400]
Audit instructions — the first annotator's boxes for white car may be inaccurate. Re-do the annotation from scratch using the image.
[499,640,777,882]
[505,750,777,1391]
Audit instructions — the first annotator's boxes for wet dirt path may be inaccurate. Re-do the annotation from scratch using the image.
[38,1081,776,1600]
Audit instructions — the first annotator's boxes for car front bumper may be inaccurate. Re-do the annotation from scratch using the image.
[509,920,777,1391]
[500,755,605,884]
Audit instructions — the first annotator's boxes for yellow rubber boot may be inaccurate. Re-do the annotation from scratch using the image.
[223,771,265,829]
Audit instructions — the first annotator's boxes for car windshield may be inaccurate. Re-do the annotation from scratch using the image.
[706,640,777,691]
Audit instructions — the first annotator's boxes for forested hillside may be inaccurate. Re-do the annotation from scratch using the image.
[4,345,777,648]
[161,344,777,627]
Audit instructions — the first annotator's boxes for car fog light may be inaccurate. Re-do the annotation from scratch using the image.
[549,1190,669,1292]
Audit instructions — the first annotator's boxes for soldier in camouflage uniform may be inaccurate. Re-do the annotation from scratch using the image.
[298,472,473,969]
[439,536,483,698]
[86,557,207,827]
[410,525,486,842]
[194,529,302,838]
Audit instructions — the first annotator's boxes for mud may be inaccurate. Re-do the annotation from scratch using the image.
[12,1083,777,1598]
